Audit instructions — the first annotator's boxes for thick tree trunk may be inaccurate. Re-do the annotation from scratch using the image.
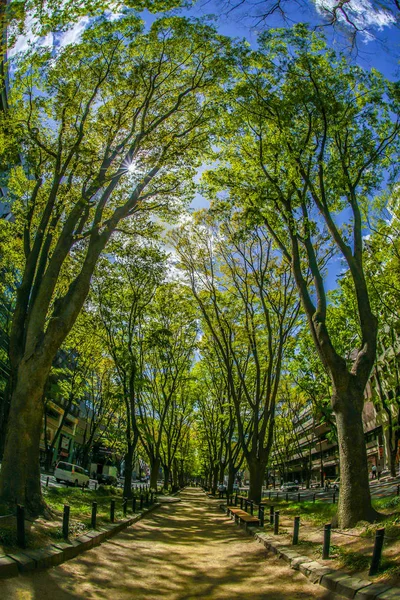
[0,378,11,459]
[334,390,378,528]
[212,464,219,495]
[227,463,237,496]
[178,458,185,488]
[171,458,179,491]
[219,460,225,483]
[247,460,265,504]
[123,443,135,499]
[0,358,51,514]
[44,447,55,472]
[149,456,160,490]
[389,447,397,478]
[163,464,170,490]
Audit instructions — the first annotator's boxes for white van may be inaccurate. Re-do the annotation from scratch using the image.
[54,462,90,487]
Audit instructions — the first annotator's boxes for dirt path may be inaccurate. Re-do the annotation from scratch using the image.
[0,488,340,600]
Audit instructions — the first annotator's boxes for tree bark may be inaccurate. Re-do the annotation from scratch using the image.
[334,388,378,528]
[163,464,170,490]
[227,462,238,496]
[0,357,51,514]
[149,456,160,490]
[123,443,135,499]
[247,459,266,504]
[212,464,219,495]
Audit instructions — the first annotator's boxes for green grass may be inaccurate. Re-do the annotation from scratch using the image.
[43,485,144,531]
[260,498,337,526]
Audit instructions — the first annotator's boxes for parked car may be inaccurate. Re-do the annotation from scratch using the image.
[280,482,299,492]
[54,462,90,487]
[97,473,118,486]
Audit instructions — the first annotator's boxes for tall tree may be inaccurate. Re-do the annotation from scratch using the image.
[205,26,399,525]
[135,283,197,489]
[173,212,300,502]
[93,237,166,498]
[0,14,233,513]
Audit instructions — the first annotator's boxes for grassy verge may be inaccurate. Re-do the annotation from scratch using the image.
[249,493,400,584]
[0,485,151,554]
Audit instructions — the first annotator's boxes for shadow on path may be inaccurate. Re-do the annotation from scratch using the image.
[0,488,340,600]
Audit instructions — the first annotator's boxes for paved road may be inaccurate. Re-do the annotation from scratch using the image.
[40,474,150,491]
[1,488,340,600]
[238,477,400,504]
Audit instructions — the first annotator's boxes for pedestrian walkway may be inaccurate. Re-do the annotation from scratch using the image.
[0,488,339,599]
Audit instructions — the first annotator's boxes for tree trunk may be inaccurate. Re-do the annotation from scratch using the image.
[334,390,378,528]
[44,447,55,472]
[389,447,397,478]
[219,460,225,483]
[163,464,170,490]
[149,456,160,490]
[172,461,179,491]
[0,358,51,514]
[227,462,237,496]
[248,460,265,504]
[123,443,135,499]
[0,378,11,459]
[212,464,219,495]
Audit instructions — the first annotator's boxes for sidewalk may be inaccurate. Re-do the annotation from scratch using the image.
[0,488,340,599]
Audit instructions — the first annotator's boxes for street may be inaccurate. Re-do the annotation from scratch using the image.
[238,477,400,504]
[40,474,148,491]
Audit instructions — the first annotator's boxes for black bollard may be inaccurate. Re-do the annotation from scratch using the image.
[250,501,254,515]
[397,485,399,496]
[110,499,115,523]
[274,510,280,535]
[240,497,244,510]
[260,506,265,527]
[297,493,300,503]
[369,528,385,576]
[91,502,97,529]
[270,505,274,525]
[16,505,26,548]
[63,505,70,539]
[235,493,238,506]
[322,523,331,559]
[286,492,288,502]
[313,493,316,503]
[292,516,300,545]
[276,492,279,500]
[140,494,143,510]
[132,496,137,513]
[46,476,49,488]
[245,499,248,512]
[95,481,97,491]
[332,492,336,504]
[123,498,127,516]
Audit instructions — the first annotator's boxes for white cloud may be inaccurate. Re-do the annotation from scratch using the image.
[315,0,395,40]
[57,16,91,48]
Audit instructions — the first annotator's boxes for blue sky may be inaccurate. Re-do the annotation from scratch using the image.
[171,0,399,212]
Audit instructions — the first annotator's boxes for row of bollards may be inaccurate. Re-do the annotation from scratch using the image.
[60,492,154,540]
[229,495,386,576]
[264,507,385,575]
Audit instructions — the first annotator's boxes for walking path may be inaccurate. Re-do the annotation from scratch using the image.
[0,488,340,599]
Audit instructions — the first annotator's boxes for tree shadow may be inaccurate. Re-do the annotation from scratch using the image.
[0,488,338,599]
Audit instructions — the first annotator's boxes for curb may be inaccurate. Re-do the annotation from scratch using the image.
[0,502,161,580]
[218,504,400,600]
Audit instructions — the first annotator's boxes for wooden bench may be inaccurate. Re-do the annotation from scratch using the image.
[226,506,260,529]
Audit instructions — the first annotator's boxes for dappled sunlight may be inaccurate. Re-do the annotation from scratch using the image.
[1,489,337,599]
